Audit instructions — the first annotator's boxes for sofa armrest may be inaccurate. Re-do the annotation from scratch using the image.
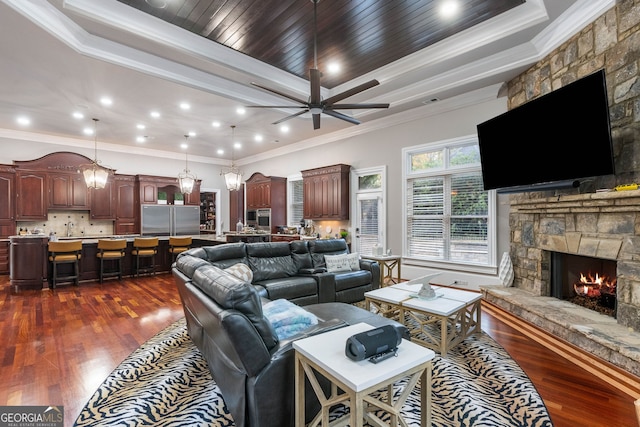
[359,259,381,290]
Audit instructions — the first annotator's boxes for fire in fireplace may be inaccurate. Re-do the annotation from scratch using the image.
[550,252,617,317]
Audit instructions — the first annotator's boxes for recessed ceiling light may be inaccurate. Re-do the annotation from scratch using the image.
[254,134,263,142]
[83,126,94,135]
[234,142,242,150]
[136,124,146,130]
[439,0,460,18]
[327,62,340,74]
[217,149,224,155]
[72,111,84,120]
[100,97,113,106]
[16,116,30,126]
[236,107,246,115]
[211,121,221,128]
[181,143,188,149]
[280,125,289,133]
[179,102,191,110]
[188,131,196,137]
[136,136,147,143]
[150,111,161,118]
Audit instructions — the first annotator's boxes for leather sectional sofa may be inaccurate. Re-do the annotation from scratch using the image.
[178,238,380,305]
[172,246,407,427]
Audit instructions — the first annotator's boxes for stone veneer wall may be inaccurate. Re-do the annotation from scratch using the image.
[505,2,640,330]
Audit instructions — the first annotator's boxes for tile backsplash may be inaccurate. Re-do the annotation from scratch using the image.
[17,210,115,238]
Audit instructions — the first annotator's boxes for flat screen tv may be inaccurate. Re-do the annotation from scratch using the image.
[476,69,614,192]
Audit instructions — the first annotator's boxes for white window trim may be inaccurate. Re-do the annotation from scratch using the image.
[402,135,498,275]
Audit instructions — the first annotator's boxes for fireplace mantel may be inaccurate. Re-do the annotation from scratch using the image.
[507,188,640,331]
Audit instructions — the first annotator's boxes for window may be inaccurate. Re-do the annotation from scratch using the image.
[403,136,496,273]
[288,175,304,227]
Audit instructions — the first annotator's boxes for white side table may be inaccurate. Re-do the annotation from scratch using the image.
[293,322,435,427]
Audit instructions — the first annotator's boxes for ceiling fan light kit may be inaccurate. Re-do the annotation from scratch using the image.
[247,0,389,130]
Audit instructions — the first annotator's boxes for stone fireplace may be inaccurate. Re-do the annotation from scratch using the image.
[508,189,640,331]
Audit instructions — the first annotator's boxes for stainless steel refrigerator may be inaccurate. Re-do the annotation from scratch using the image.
[141,205,200,236]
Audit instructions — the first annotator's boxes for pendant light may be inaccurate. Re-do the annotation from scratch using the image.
[82,118,111,189]
[178,134,197,194]
[221,125,242,191]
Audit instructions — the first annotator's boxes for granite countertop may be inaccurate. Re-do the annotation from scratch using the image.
[7,234,228,244]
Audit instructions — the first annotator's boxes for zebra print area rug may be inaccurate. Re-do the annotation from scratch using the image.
[74,318,552,426]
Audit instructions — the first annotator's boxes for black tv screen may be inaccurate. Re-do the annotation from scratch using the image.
[477,69,614,191]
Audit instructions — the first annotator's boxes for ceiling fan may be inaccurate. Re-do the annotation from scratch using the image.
[246,0,390,130]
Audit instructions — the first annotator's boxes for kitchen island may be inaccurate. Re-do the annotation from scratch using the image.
[7,234,227,291]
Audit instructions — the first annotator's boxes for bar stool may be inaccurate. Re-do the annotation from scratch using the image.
[168,236,192,262]
[132,237,159,277]
[48,240,82,288]
[96,239,127,283]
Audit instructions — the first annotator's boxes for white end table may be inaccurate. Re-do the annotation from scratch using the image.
[293,322,435,427]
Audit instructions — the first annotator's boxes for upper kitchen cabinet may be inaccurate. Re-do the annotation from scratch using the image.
[137,175,200,205]
[14,152,96,220]
[48,171,89,209]
[0,166,16,238]
[246,173,286,210]
[301,164,350,220]
[114,175,138,235]
[16,170,47,220]
[90,178,115,220]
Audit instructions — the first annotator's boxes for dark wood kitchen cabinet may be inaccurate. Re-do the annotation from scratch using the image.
[0,168,16,238]
[10,235,48,290]
[245,173,286,231]
[137,175,200,206]
[16,171,47,220]
[90,178,115,219]
[0,240,9,274]
[114,175,138,235]
[301,164,350,220]
[48,172,89,209]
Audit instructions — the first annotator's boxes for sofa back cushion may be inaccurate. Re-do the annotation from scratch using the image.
[307,239,349,268]
[201,242,249,269]
[246,242,298,282]
[192,264,278,350]
[290,240,313,270]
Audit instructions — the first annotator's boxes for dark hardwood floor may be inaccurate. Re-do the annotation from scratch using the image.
[0,273,638,427]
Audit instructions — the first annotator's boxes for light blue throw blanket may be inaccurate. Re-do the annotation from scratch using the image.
[263,299,318,340]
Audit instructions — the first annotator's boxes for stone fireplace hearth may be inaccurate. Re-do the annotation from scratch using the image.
[506,189,640,331]
[482,189,640,376]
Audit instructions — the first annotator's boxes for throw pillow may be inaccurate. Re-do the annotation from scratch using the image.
[324,254,352,273]
[346,252,360,270]
[263,299,318,340]
[224,263,253,283]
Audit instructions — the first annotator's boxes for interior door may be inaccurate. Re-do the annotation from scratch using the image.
[354,193,383,256]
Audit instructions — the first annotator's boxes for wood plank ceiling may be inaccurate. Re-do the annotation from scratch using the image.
[116,0,525,89]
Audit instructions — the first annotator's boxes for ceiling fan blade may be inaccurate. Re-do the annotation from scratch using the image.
[322,109,361,125]
[272,109,309,125]
[329,103,390,109]
[250,82,308,105]
[312,113,321,130]
[310,69,321,105]
[245,105,308,109]
[323,79,380,106]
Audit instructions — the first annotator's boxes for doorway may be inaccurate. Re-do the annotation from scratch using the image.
[352,167,386,256]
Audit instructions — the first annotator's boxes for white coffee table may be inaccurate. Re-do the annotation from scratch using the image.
[365,281,482,356]
[293,322,435,427]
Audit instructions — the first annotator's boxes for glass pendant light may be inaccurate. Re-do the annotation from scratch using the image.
[82,118,111,189]
[178,134,196,194]
[221,125,242,191]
